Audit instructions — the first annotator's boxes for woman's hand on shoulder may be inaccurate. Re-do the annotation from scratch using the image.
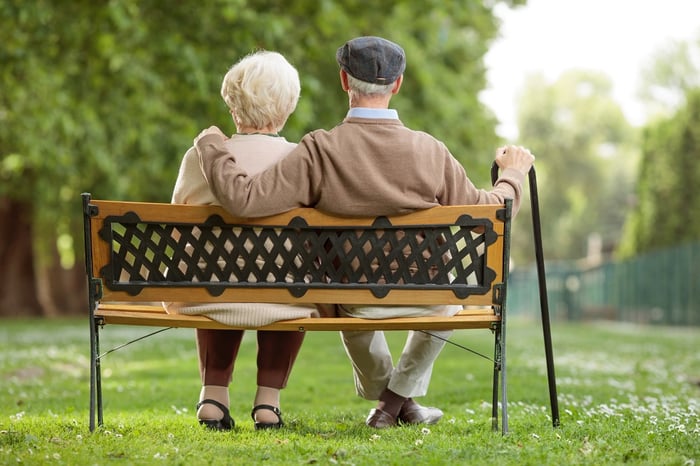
[194,126,227,145]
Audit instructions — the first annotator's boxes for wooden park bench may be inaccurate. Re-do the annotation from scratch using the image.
[82,193,542,434]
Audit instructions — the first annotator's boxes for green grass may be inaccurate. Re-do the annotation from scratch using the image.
[1,317,698,465]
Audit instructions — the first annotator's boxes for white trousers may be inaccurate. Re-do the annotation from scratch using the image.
[339,304,462,400]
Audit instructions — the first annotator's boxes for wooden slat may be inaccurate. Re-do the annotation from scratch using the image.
[89,201,504,232]
[95,304,499,331]
[98,287,498,306]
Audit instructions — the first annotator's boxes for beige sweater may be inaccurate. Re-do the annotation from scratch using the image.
[164,134,319,327]
[196,116,526,320]
[197,117,525,218]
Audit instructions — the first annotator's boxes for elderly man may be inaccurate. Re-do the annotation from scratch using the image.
[195,36,534,428]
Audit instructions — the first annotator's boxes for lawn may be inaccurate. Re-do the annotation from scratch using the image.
[1,317,698,465]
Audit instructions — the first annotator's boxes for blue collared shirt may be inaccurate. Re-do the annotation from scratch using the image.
[346,107,399,119]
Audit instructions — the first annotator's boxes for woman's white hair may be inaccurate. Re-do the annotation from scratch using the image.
[221,51,300,131]
[346,74,394,96]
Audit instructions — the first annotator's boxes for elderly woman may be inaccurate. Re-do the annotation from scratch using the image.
[167,51,310,431]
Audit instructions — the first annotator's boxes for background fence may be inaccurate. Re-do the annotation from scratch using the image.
[507,241,700,326]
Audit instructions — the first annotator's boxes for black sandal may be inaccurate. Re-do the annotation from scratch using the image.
[251,404,284,430]
[196,399,234,431]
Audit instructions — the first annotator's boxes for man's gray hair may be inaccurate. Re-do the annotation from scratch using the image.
[346,74,394,96]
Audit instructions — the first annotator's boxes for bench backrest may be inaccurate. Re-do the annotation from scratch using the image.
[82,194,512,308]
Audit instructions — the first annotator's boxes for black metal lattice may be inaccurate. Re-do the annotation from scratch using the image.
[98,212,499,299]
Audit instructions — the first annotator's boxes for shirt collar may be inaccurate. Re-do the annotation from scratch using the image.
[346,107,399,119]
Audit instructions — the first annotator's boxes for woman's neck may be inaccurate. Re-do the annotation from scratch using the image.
[237,125,278,135]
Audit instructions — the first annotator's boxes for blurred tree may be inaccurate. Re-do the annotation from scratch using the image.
[618,89,700,256]
[618,34,700,257]
[0,0,525,315]
[637,36,700,123]
[513,70,638,264]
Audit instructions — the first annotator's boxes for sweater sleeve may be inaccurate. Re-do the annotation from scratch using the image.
[477,168,525,215]
[171,146,218,205]
[196,132,319,217]
[439,153,525,215]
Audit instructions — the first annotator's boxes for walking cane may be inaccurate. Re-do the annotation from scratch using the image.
[492,163,560,428]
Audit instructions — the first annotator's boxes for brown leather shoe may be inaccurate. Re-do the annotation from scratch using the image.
[365,408,398,428]
[398,405,444,425]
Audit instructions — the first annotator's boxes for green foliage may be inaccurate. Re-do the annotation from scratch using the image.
[638,36,700,121]
[1,318,698,464]
[619,33,700,257]
[515,70,638,262]
[619,89,700,256]
[0,0,524,266]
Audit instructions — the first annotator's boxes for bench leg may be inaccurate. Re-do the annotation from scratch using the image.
[89,317,104,431]
[491,346,499,432]
[96,323,104,428]
[500,319,508,434]
[89,318,98,431]
[490,321,508,434]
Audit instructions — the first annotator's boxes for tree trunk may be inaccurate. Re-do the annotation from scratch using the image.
[0,197,42,316]
[37,248,87,316]
[0,197,86,317]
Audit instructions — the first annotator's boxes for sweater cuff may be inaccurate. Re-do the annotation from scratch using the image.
[499,167,526,187]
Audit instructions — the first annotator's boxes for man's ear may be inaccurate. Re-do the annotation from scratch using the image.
[391,75,403,94]
[340,70,350,91]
